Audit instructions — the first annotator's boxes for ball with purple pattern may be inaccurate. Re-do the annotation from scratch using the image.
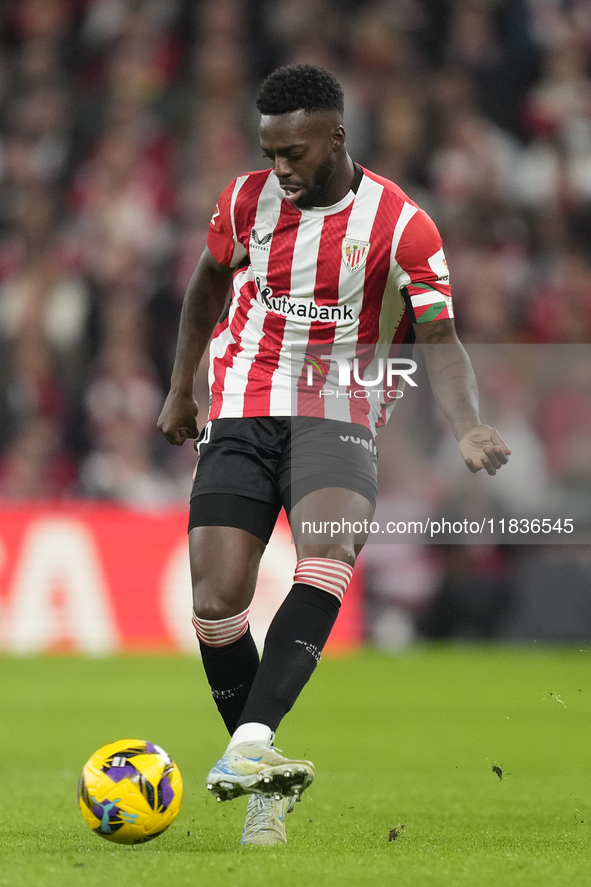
[78,739,183,844]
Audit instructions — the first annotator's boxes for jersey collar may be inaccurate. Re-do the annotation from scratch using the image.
[277,163,365,217]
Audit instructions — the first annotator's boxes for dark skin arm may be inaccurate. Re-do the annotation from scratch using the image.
[157,247,234,445]
[413,318,511,476]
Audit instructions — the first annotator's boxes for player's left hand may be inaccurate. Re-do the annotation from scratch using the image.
[458,425,511,476]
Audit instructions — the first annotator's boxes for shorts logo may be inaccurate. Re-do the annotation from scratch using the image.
[250,228,273,251]
[340,434,377,455]
[342,238,370,274]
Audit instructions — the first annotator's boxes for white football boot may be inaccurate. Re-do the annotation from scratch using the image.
[240,793,297,845]
[206,741,314,802]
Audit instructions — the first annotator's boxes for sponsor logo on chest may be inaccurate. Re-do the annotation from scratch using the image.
[254,276,355,322]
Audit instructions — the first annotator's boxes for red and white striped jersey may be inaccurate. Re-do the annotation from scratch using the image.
[206,166,453,435]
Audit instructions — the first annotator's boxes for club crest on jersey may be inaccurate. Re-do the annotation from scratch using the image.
[250,228,273,251]
[342,238,370,274]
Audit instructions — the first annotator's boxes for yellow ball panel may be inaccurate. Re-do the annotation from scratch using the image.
[78,739,183,845]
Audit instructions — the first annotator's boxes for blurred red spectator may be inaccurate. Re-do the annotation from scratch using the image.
[0,416,77,499]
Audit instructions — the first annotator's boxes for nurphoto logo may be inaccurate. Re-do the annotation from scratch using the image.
[303,352,418,400]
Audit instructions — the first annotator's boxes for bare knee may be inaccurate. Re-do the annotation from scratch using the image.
[295,542,356,566]
[192,580,244,621]
[189,525,264,620]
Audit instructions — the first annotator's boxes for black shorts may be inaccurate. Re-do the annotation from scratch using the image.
[188,416,378,542]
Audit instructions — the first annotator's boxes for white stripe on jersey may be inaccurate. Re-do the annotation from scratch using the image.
[229,176,249,266]
[207,264,248,397]
[367,201,418,431]
[215,174,282,417]
[321,174,385,425]
[208,172,428,434]
[208,177,251,412]
[371,271,407,431]
[389,202,418,288]
[269,212,323,413]
[360,187,415,433]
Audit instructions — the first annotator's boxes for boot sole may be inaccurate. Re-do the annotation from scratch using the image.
[207,763,314,802]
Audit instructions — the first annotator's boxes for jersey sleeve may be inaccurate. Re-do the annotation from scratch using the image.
[207,178,248,268]
[392,208,454,324]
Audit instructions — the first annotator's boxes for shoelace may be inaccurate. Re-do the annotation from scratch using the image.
[244,796,285,832]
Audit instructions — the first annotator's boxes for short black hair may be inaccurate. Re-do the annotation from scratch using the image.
[256,64,344,116]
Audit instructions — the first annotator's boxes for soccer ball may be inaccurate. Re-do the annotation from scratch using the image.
[78,739,183,844]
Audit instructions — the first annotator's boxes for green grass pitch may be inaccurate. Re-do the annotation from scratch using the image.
[1,646,589,886]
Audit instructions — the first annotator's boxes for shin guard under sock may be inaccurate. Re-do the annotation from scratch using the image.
[198,629,260,734]
[237,584,341,732]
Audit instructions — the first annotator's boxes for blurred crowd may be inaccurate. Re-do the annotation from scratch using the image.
[1,0,590,502]
[0,0,590,640]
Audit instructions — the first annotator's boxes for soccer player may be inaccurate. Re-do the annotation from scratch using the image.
[158,64,510,845]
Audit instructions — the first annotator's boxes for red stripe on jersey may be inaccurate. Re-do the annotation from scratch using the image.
[233,171,273,246]
[207,172,270,268]
[394,208,451,302]
[345,187,406,428]
[392,312,412,343]
[241,201,299,414]
[205,166,449,434]
[361,167,413,202]
[367,192,406,338]
[207,292,233,416]
[315,209,353,307]
[297,206,353,418]
[207,180,237,266]
[209,279,256,420]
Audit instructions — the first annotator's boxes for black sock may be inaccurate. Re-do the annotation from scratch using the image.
[199,628,260,734]
[237,584,340,732]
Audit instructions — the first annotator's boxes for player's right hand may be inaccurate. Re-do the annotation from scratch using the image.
[157,391,199,445]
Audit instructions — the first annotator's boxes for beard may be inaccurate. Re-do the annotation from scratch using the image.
[294,154,337,209]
